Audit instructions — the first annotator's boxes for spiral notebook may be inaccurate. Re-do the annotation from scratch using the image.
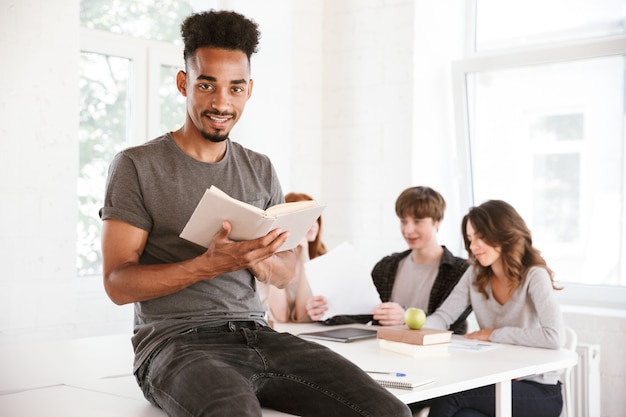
[367,373,435,390]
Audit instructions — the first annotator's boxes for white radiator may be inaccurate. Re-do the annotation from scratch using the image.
[571,343,601,417]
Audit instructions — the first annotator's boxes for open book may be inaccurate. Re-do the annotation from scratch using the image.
[179,186,326,252]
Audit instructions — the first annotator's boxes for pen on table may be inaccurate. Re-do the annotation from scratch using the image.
[366,371,406,377]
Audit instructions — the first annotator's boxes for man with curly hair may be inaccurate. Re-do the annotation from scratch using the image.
[100,10,411,417]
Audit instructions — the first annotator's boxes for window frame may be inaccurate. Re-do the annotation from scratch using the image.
[79,28,182,146]
[77,28,182,291]
[451,34,626,309]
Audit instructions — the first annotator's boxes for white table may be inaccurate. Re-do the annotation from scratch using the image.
[0,324,576,417]
[0,334,293,417]
[0,334,134,395]
[275,323,578,417]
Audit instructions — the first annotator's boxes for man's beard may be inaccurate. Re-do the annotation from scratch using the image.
[200,130,228,143]
[200,111,232,143]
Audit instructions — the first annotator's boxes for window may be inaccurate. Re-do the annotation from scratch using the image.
[454,1,626,307]
[78,0,193,278]
[80,0,194,43]
[474,0,626,51]
[78,52,132,276]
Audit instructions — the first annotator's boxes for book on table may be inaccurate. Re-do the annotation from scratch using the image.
[378,338,450,357]
[179,186,326,252]
[376,325,452,346]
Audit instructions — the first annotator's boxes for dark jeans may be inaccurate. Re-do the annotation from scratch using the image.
[428,380,563,417]
[136,321,411,417]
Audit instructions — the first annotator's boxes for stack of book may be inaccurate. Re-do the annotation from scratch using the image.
[376,326,453,357]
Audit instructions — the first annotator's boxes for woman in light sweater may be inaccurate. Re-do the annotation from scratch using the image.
[426,200,565,417]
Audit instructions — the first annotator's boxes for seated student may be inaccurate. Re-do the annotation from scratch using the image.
[425,199,565,417]
[258,192,327,323]
[306,186,470,333]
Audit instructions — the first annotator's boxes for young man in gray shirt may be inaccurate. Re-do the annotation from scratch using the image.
[100,10,411,417]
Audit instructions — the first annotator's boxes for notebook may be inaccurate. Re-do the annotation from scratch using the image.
[298,327,377,343]
[367,373,435,390]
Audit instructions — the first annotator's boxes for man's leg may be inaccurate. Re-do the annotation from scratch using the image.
[253,327,412,417]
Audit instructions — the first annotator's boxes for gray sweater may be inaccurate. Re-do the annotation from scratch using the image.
[425,266,565,384]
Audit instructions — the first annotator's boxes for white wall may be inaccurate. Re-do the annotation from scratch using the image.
[411,1,467,255]
[0,0,80,341]
[320,0,414,262]
[0,0,624,415]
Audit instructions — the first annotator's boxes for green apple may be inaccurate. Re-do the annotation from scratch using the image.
[404,307,426,330]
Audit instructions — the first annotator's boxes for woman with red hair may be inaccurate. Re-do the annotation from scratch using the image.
[259,192,327,323]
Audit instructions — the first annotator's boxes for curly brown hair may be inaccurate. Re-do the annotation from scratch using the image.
[462,200,560,298]
[180,10,260,64]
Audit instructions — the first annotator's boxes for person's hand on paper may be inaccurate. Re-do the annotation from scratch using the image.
[305,295,329,321]
[465,328,493,342]
[372,302,405,326]
[304,242,382,321]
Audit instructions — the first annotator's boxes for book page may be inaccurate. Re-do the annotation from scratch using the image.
[305,242,382,320]
[179,187,273,248]
[270,205,326,252]
[179,186,325,251]
[207,185,265,215]
[265,200,318,217]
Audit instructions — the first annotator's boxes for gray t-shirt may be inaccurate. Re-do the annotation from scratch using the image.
[390,256,438,310]
[100,133,283,371]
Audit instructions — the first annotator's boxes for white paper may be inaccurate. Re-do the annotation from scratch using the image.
[449,339,503,352]
[305,242,382,320]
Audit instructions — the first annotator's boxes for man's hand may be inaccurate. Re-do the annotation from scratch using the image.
[197,221,290,275]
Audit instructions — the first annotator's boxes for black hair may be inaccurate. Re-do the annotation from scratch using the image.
[180,10,260,63]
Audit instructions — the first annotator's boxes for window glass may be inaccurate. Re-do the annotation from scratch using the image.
[78,0,191,279]
[160,64,186,133]
[78,52,132,276]
[80,0,195,43]
[466,55,625,286]
[475,0,626,51]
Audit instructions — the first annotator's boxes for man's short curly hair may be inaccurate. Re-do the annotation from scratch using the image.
[181,10,260,63]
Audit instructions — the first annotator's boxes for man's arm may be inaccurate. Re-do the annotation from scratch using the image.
[102,219,293,305]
